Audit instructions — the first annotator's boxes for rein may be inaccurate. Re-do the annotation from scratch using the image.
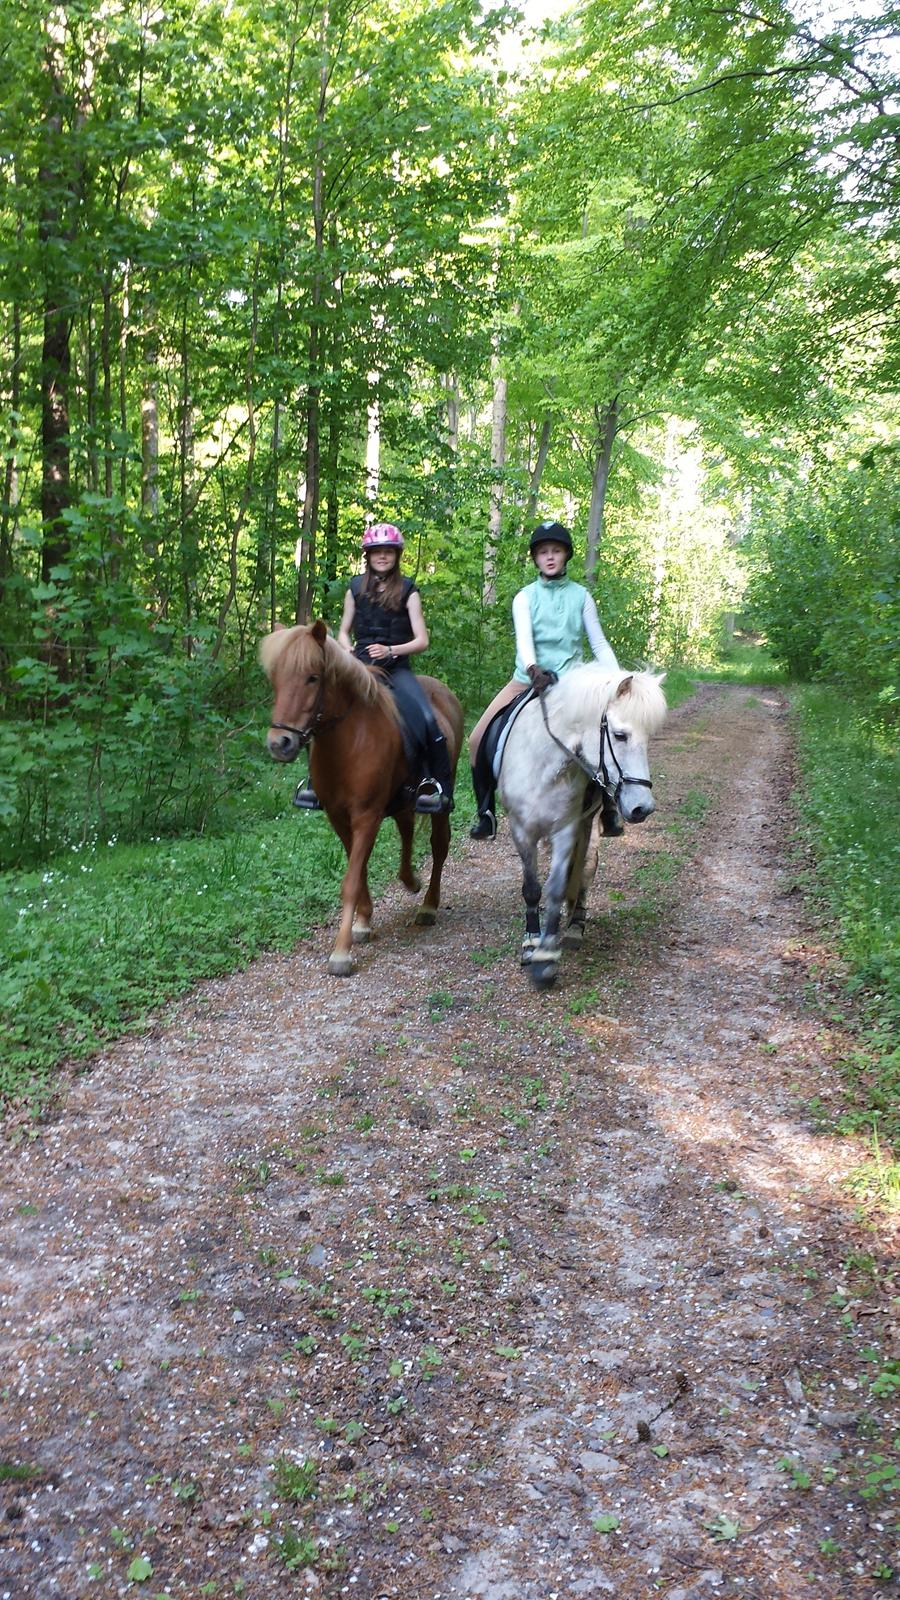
[539,694,653,808]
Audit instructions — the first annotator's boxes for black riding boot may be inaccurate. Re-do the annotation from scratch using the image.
[468,766,497,840]
[414,729,454,815]
[600,794,624,836]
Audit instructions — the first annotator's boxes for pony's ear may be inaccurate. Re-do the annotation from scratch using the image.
[655,670,667,686]
[614,674,634,699]
[272,621,286,633]
[311,619,328,646]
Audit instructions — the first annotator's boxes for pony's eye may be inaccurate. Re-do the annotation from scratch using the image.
[306,674,319,685]
[613,730,628,743]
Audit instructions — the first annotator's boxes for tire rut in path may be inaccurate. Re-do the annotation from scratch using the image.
[0,684,895,1600]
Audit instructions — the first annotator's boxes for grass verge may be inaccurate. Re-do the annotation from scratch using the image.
[0,801,405,1106]
[792,685,899,1183]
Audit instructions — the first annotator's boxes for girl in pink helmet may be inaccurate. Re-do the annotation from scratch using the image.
[293,524,454,814]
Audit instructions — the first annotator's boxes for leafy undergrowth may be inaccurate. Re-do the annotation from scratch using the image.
[0,802,403,1106]
[792,685,899,1188]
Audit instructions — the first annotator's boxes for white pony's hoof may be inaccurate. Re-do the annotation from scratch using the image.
[351,923,371,944]
[414,906,437,926]
[520,935,541,966]
[529,944,562,988]
[328,953,355,977]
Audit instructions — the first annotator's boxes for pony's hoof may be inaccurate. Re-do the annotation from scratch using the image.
[351,923,371,944]
[529,957,561,989]
[401,875,422,895]
[328,953,355,977]
[414,905,437,926]
[562,923,585,949]
[520,936,540,966]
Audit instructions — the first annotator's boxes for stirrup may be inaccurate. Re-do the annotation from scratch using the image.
[293,785,323,811]
[469,809,496,840]
[414,779,452,815]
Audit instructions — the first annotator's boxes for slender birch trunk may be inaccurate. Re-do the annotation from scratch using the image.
[585,396,618,585]
[297,5,329,624]
[484,367,507,606]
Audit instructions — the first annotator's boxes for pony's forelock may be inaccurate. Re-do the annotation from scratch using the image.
[260,624,396,717]
[613,670,668,735]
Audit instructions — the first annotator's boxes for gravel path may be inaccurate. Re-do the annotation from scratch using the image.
[1,683,896,1600]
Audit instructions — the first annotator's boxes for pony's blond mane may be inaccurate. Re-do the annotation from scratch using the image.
[259,626,399,720]
[556,664,667,737]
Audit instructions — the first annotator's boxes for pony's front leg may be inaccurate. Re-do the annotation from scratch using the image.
[329,813,381,976]
[530,820,580,988]
[330,814,374,946]
[563,818,597,949]
[508,819,542,966]
[416,812,450,926]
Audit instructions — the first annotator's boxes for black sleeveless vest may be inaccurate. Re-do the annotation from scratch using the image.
[350,574,416,656]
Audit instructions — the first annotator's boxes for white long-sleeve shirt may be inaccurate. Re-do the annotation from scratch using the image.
[512,577,619,684]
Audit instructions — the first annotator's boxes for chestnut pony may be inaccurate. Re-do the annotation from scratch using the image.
[261,620,463,975]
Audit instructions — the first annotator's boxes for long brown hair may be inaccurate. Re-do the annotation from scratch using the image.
[360,552,406,612]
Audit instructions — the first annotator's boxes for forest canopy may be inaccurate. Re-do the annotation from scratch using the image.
[1,0,898,861]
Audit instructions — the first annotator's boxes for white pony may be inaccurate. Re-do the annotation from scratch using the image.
[498,666,667,987]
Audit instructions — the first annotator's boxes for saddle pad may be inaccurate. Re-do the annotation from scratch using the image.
[473,688,535,794]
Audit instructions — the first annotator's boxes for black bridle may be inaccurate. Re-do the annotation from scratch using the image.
[269,670,345,748]
[539,695,653,809]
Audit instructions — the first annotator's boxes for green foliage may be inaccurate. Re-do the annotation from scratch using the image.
[793,685,899,1146]
[749,454,899,708]
[2,559,266,866]
[0,803,401,1102]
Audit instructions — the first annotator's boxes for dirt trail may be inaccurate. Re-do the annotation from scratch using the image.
[1,684,896,1600]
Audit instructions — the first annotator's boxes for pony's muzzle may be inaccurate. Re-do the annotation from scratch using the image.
[267,730,300,762]
[622,794,654,824]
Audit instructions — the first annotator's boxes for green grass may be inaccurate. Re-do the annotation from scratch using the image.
[793,685,899,1160]
[0,787,405,1105]
[694,638,788,684]
[661,640,787,704]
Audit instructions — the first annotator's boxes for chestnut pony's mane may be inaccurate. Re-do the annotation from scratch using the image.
[259,625,399,721]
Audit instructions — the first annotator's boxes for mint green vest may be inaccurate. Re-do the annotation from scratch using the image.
[514,576,589,683]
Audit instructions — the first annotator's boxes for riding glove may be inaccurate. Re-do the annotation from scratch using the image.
[527,665,557,694]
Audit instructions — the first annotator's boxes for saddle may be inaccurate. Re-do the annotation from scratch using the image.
[383,678,438,815]
[472,687,535,800]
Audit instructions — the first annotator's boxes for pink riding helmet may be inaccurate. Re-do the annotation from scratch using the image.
[362,523,404,551]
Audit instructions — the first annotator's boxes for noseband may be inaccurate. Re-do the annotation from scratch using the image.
[539,697,653,809]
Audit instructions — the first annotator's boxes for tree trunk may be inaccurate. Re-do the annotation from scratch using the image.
[445,374,459,455]
[101,280,114,500]
[119,263,130,503]
[324,386,341,590]
[585,396,618,585]
[178,291,195,637]
[365,377,380,508]
[484,368,507,606]
[525,415,552,525]
[296,7,329,624]
[38,22,73,585]
[0,284,22,615]
[141,327,159,526]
